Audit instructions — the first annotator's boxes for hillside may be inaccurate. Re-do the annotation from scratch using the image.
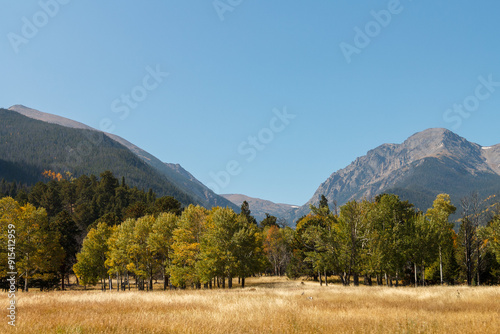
[0,108,194,205]
[6,105,238,211]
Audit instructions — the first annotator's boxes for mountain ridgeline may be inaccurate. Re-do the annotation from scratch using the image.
[2,105,499,224]
[221,194,298,222]
[0,108,194,204]
[289,128,500,221]
[0,106,236,210]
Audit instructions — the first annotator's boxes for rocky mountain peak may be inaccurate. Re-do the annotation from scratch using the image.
[288,128,500,222]
[400,128,476,160]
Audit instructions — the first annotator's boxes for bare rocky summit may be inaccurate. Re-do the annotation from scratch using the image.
[290,128,500,221]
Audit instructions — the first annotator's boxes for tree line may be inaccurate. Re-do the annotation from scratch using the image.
[73,205,266,291]
[1,170,500,291]
[0,170,184,291]
[291,194,500,286]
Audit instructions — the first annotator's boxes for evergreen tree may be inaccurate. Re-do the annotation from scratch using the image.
[240,201,257,225]
[260,213,278,228]
[52,211,80,290]
[150,196,182,216]
[319,195,330,214]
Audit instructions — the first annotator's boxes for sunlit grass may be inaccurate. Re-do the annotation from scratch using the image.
[3,277,500,333]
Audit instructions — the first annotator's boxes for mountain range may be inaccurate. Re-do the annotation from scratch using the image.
[1,105,237,210]
[1,105,499,225]
[288,128,500,221]
[220,194,299,222]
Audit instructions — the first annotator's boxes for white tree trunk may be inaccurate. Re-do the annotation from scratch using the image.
[439,247,443,286]
[414,263,418,288]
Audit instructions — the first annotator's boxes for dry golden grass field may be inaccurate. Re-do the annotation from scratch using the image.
[2,277,500,333]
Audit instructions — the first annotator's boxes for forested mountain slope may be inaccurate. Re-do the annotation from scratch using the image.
[7,105,237,211]
[0,108,194,205]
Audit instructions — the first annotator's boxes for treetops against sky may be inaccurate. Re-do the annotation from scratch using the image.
[2,1,500,204]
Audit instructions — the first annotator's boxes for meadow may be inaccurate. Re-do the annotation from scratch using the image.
[3,277,500,333]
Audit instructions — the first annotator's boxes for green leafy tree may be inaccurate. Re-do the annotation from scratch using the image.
[232,215,266,288]
[290,210,332,281]
[128,215,157,290]
[369,194,416,286]
[0,198,64,291]
[149,212,178,290]
[426,194,456,285]
[170,205,208,288]
[0,198,22,286]
[408,214,438,286]
[19,202,63,291]
[299,202,338,285]
[73,222,112,289]
[199,207,265,288]
[198,208,238,288]
[302,224,335,286]
[106,218,136,291]
[337,200,371,286]
[485,214,500,264]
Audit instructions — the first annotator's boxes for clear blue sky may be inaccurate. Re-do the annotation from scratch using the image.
[2,1,500,205]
